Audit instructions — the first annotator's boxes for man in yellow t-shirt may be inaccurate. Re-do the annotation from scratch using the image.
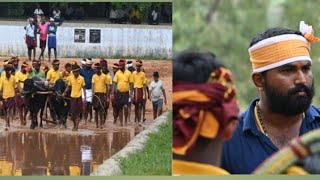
[63,64,86,131]
[15,62,30,126]
[47,59,62,83]
[0,65,17,130]
[92,63,112,129]
[112,59,132,126]
[130,5,141,24]
[131,60,147,125]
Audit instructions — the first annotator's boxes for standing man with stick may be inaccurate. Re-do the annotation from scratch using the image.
[63,64,86,131]
[131,60,147,125]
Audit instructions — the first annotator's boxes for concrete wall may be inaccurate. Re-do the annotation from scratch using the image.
[0,23,172,59]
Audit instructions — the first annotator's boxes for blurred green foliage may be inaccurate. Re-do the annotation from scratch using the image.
[174,0,320,110]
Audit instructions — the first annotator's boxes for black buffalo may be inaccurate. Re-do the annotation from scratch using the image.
[22,77,49,129]
[50,79,70,128]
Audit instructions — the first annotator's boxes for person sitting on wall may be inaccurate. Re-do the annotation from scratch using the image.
[117,5,129,24]
[75,7,85,21]
[149,6,159,25]
[34,4,44,25]
[53,6,64,26]
[172,51,240,175]
[65,6,74,20]
[109,5,118,24]
[130,5,141,24]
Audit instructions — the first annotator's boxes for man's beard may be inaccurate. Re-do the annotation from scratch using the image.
[264,80,315,116]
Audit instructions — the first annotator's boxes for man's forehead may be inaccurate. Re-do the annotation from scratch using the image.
[278,60,311,68]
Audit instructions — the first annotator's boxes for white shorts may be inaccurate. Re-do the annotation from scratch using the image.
[82,89,93,103]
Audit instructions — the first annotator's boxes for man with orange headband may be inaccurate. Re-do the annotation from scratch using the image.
[92,63,112,128]
[63,64,86,131]
[112,59,132,126]
[15,62,30,126]
[131,59,147,125]
[222,21,320,174]
[172,51,239,174]
[47,59,62,83]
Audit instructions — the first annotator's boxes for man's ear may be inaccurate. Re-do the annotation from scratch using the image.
[252,72,265,90]
[222,119,238,140]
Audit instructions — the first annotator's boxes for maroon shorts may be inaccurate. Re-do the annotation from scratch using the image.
[133,88,144,105]
[3,97,15,109]
[26,36,36,49]
[70,97,83,115]
[115,91,129,108]
[92,93,108,110]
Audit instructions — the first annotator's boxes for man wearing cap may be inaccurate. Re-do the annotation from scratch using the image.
[0,64,17,130]
[149,71,167,119]
[29,60,45,79]
[172,51,239,175]
[47,17,57,62]
[131,59,147,125]
[37,16,49,61]
[113,59,132,126]
[92,63,112,128]
[63,64,86,131]
[222,22,320,174]
[80,58,95,123]
[15,62,30,126]
[25,18,36,61]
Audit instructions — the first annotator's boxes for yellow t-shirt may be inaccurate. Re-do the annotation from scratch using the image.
[113,69,132,92]
[15,71,29,89]
[0,75,16,99]
[131,71,146,88]
[68,75,85,98]
[92,73,112,93]
[47,68,63,83]
[131,10,141,19]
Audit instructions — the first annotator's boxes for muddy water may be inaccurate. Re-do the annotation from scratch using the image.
[0,128,141,176]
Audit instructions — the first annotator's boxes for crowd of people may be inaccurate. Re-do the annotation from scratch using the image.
[29,4,170,26]
[173,21,320,174]
[0,57,167,131]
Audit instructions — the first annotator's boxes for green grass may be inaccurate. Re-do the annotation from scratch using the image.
[118,111,172,175]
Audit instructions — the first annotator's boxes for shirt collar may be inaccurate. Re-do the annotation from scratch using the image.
[242,99,260,136]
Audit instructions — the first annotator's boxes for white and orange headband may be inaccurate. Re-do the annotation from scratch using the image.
[249,21,320,73]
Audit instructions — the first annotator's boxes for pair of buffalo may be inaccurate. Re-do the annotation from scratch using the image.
[22,77,70,129]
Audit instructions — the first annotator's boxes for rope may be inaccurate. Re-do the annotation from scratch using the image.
[253,129,320,174]
[94,94,106,112]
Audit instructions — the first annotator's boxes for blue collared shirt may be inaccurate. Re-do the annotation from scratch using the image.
[80,68,95,89]
[221,99,320,174]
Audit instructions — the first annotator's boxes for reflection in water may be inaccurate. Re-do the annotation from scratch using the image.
[0,129,136,176]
